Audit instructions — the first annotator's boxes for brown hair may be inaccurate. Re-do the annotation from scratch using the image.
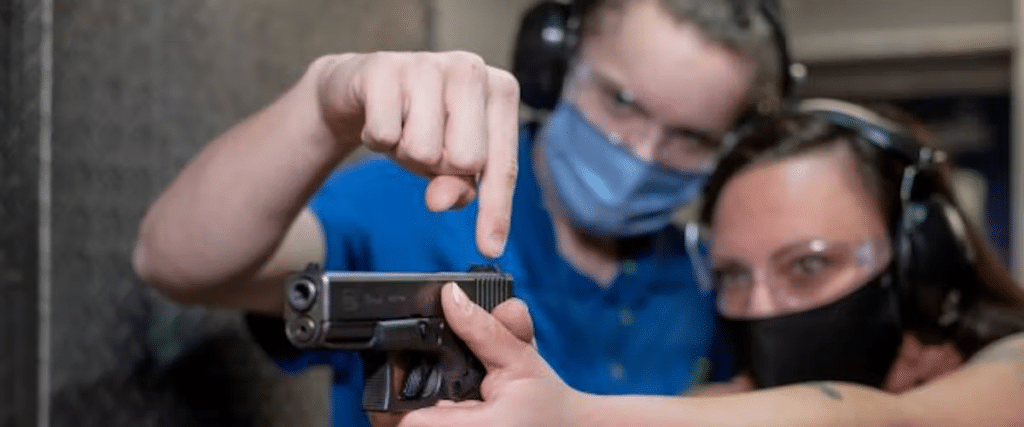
[572,0,784,112]
[699,109,1024,355]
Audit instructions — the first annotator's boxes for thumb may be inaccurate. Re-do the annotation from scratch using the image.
[425,175,477,211]
[441,282,530,371]
[491,298,534,345]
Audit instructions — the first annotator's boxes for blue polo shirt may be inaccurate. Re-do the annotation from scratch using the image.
[267,126,731,427]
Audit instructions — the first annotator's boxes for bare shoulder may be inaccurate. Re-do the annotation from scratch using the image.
[967,332,1024,365]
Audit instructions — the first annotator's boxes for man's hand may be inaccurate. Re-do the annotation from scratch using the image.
[135,51,519,312]
[391,283,581,427]
[314,52,520,258]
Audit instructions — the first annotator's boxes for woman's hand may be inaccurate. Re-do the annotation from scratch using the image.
[394,283,584,427]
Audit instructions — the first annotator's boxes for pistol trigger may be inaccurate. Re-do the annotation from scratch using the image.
[401,361,430,400]
[420,364,442,399]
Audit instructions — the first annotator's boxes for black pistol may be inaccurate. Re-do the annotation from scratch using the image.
[283,264,514,412]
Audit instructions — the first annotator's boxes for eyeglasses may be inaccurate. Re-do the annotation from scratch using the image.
[685,223,892,318]
[565,65,723,173]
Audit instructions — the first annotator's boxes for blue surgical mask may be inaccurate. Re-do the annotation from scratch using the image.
[541,102,709,237]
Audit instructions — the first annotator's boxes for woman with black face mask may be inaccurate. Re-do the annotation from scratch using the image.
[393,99,1024,427]
[693,98,1024,394]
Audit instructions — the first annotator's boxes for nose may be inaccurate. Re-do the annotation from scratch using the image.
[743,272,782,318]
[627,122,663,162]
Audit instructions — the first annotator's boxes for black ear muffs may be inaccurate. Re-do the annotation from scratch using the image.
[512,1,572,110]
[895,180,977,343]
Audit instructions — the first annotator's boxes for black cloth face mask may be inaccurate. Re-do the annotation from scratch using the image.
[720,270,904,389]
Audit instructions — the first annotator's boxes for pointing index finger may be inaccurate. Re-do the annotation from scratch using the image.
[474,67,520,258]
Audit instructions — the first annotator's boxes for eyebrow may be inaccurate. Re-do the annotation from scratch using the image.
[711,238,829,269]
[587,68,721,146]
[769,239,832,263]
[710,257,748,272]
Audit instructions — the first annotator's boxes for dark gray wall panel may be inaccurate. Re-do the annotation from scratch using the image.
[1,0,427,425]
[1,0,41,425]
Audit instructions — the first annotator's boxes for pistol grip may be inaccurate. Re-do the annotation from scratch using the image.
[359,321,485,412]
[435,330,484,402]
[362,352,431,412]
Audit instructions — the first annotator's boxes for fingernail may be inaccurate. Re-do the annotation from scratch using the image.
[451,283,472,313]
[489,232,507,258]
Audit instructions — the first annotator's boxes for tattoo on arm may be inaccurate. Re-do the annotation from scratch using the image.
[804,382,843,401]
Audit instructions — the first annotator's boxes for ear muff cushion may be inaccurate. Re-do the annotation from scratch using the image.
[896,194,975,340]
[512,1,571,110]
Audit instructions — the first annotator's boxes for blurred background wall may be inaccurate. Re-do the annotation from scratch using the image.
[781,0,1018,269]
[3,1,428,426]
[3,0,1023,426]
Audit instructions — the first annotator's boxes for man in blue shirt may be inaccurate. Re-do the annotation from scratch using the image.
[134,1,792,425]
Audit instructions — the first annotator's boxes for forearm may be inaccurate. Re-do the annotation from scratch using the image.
[134,56,354,302]
[571,382,919,427]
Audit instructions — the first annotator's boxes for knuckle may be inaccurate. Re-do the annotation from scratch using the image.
[489,68,521,104]
[367,50,399,65]
[446,147,487,172]
[402,143,443,167]
[311,53,360,94]
[409,56,443,79]
[362,126,401,151]
[363,52,407,78]
[447,51,487,86]
[448,50,486,66]
[312,52,358,71]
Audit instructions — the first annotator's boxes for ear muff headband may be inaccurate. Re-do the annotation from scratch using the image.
[797,98,922,163]
[757,0,802,105]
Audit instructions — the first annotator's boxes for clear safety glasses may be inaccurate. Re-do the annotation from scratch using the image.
[565,65,722,173]
[685,223,893,319]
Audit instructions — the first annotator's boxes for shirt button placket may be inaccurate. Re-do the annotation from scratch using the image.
[609,361,625,382]
[618,307,634,327]
[612,259,638,382]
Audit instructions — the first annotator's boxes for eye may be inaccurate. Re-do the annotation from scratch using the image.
[665,130,718,154]
[613,89,635,107]
[604,89,639,118]
[713,265,751,291]
[788,255,830,282]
